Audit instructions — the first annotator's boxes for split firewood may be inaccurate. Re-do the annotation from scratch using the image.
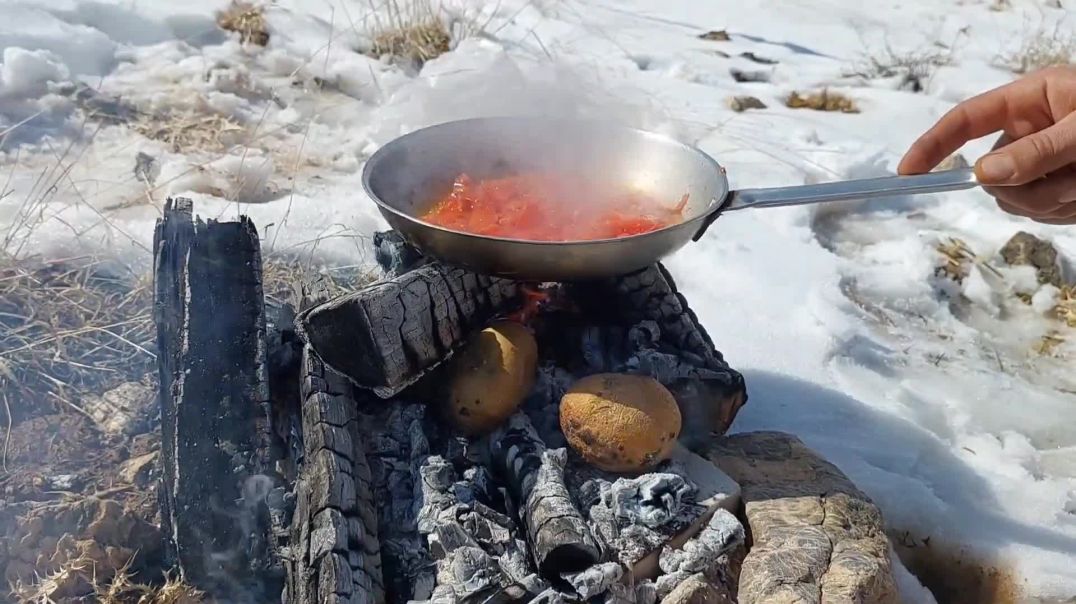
[487,414,600,578]
[297,263,521,398]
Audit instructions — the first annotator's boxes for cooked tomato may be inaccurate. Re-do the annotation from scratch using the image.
[419,172,688,242]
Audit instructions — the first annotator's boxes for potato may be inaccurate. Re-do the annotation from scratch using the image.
[445,320,538,436]
[559,373,681,472]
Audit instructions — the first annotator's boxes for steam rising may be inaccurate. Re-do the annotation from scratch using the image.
[364,45,713,230]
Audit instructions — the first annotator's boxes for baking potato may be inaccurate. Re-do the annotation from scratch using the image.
[445,320,538,436]
[559,373,681,472]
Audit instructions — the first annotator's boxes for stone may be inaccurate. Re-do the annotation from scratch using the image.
[729,96,768,112]
[706,431,899,604]
[698,30,731,41]
[934,153,969,171]
[661,573,735,604]
[81,381,155,436]
[118,451,158,485]
[999,231,1063,286]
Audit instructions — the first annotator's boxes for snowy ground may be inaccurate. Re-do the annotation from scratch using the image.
[2,0,1076,601]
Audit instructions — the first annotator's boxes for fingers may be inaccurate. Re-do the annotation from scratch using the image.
[898,73,1052,175]
[975,112,1076,185]
[988,167,1076,223]
[898,83,1017,174]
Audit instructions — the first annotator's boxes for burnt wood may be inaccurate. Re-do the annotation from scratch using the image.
[284,347,385,604]
[152,198,279,598]
[296,263,521,398]
[569,265,748,445]
[488,414,600,579]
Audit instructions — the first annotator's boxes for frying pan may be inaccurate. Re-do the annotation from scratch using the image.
[362,116,979,281]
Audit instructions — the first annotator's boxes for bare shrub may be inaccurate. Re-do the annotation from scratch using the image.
[996,21,1075,74]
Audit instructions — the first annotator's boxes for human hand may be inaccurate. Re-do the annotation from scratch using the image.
[898,66,1076,224]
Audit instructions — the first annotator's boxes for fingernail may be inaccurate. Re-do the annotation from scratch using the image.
[977,153,1016,183]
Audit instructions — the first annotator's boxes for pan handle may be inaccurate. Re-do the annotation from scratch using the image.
[692,167,979,241]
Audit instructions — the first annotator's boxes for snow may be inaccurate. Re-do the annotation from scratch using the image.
[2,0,1076,600]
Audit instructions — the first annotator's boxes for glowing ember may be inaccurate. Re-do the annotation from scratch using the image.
[507,286,552,325]
[419,172,689,242]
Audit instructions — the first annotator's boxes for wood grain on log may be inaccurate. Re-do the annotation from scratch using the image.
[285,346,385,604]
[296,263,520,399]
[152,198,278,596]
[488,414,600,579]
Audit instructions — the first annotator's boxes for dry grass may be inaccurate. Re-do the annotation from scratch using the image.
[13,556,203,604]
[132,110,247,154]
[216,1,270,46]
[935,237,977,283]
[262,254,378,306]
[95,568,204,604]
[364,0,457,67]
[996,21,1075,74]
[0,255,155,426]
[847,43,953,92]
[785,89,860,113]
[1053,284,1076,327]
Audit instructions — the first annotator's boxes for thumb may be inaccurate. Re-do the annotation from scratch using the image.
[976,114,1076,185]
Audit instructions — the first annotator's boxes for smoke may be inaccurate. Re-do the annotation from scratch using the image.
[365,38,691,147]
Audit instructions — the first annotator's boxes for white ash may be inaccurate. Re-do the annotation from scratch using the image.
[572,466,705,567]
[522,363,574,448]
[604,580,658,604]
[656,508,745,596]
[604,473,695,528]
[563,561,624,599]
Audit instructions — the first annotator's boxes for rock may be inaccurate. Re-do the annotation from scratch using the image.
[82,381,155,437]
[729,96,768,112]
[730,69,770,84]
[706,431,899,604]
[934,153,969,171]
[661,573,735,604]
[999,231,1063,287]
[698,30,731,41]
[118,451,158,485]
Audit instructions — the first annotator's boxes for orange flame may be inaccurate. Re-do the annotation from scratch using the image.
[507,286,551,325]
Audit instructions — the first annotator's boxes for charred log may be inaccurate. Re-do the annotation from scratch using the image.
[296,263,521,399]
[374,230,428,276]
[284,346,385,604]
[364,403,437,601]
[152,197,279,598]
[567,265,748,447]
[488,414,600,579]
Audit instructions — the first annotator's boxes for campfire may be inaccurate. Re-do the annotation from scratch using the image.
[149,198,897,604]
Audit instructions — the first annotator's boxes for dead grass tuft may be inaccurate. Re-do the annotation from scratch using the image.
[0,255,155,426]
[364,0,465,68]
[935,237,977,283]
[785,89,859,113]
[847,43,953,92]
[996,21,1075,74]
[1052,284,1076,327]
[216,1,270,46]
[132,110,247,154]
[13,556,203,604]
[262,254,378,306]
[95,566,205,604]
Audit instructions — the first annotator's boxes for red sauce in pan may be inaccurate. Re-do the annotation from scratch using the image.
[418,172,689,241]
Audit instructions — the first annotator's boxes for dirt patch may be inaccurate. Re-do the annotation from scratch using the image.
[893,538,1024,604]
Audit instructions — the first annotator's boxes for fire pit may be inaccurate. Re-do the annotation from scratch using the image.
[150,199,901,604]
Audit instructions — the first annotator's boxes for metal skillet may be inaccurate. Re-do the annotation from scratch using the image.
[362,116,979,282]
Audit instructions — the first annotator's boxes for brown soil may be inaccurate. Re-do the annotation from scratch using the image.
[893,538,1025,604]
